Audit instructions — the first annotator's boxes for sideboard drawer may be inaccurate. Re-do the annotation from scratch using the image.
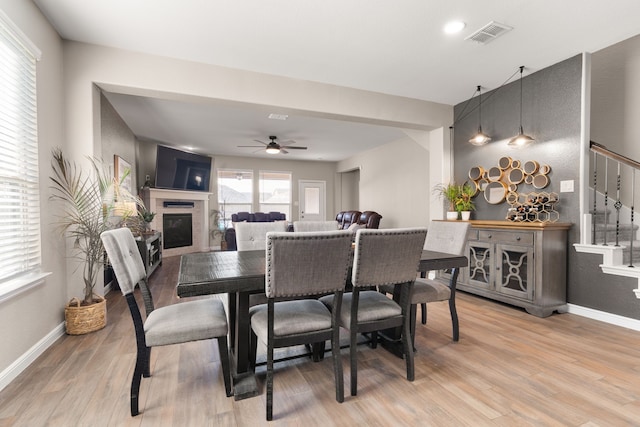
[478,230,534,245]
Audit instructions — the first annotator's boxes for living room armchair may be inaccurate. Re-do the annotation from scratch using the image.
[335,210,382,230]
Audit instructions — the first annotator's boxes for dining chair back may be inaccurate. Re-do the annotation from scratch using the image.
[249,230,353,420]
[101,228,232,416]
[235,221,287,251]
[322,227,427,396]
[293,220,340,232]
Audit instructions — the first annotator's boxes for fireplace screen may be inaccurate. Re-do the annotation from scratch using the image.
[163,213,193,249]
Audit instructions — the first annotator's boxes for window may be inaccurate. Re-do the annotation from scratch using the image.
[0,11,45,301]
[217,169,253,227]
[259,171,292,220]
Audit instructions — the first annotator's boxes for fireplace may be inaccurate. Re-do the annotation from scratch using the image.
[163,213,193,249]
[142,188,211,257]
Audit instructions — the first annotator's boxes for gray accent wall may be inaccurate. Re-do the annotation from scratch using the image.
[453,54,639,320]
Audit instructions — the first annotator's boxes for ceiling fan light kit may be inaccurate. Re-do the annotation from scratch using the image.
[238,135,308,155]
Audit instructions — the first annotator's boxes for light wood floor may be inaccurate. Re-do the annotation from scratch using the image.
[2,256,640,426]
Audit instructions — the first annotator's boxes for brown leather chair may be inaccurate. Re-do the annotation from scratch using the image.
[358,211,382,229]
[335,210,361,229]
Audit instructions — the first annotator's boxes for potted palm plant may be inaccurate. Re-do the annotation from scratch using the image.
[433,182,462,220]
[50,148,143,334]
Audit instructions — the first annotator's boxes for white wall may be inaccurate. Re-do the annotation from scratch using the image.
[337,135,432,229]
[0,2,67,379]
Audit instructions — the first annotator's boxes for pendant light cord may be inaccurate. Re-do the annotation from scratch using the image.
[518,65,524,129]
[452,67,522,126]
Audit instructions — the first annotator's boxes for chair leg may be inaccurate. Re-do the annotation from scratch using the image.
[130,348,146,416]
[369,331,378,349]
[401,317,415,382]
[421,303,427,324]
[332,329,344,403]
[217,336,233,397]
[249,330,258,368]
[409,304,417,352]
[266,339,274,421]
[143,347,151,378]
[312,341,325,362]
[350,326,358,396]
[449,297,459,342]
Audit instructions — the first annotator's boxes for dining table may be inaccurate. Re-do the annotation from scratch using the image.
[176,248,468,400]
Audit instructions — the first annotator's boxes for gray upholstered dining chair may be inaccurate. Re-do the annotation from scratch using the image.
[381,220,470,343]
[235,221,287,251]
[413,220,470,342]
[292,220,340,232]
[101,228,232,416]
[321,227,427,396]
[248,230,353,421]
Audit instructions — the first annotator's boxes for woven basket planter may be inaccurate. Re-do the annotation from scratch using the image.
[64,295,107,335]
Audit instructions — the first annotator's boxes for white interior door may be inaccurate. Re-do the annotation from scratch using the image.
[298,180,326,221]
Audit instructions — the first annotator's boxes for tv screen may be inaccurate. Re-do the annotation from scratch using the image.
[155,145,212,192]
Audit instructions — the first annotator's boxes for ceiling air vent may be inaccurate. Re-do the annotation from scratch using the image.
[465,21,512,44]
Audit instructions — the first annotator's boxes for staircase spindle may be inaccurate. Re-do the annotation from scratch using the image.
[592,151,598,244]
[614,162,621,246]
[630,169,635,268]
[603,157,609,246]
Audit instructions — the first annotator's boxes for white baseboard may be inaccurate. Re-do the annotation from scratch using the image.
[567,304,640,331]
[0,322,65,392]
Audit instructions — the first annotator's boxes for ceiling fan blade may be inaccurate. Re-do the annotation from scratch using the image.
[253,139,269,146]
[282,146,307,150]
[280,148,289,154]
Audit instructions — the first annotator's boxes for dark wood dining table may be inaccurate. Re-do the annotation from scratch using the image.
[176,249,468,400]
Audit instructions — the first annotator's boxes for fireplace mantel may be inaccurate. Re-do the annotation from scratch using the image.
[142,188,212,257]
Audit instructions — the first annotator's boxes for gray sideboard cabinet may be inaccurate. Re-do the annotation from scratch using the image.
[451,220,571,317]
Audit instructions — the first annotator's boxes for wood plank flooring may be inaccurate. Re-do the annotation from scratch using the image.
[1,255,640,426]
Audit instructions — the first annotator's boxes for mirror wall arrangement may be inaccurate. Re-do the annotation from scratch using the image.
[467,156,560,222]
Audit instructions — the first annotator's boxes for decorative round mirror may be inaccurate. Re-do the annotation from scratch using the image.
[508,183,517,192]
[463,180,479,197]
[498,156,512,170]
[487,166,503,182]
[511,159,521,169]
[533,174,549,189]
[506,191,519,204]
[523,160,540,175]
[539,164,551,175]
[484,181,507,204]
[524,175,534,184]
[468,166,484,181]
[477,178,489,191]
[508,168,524,184]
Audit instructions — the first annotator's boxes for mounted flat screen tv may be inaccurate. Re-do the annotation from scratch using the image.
[155,145,212,192]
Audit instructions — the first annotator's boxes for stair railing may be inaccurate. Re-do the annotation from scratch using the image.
[590,141,639,267]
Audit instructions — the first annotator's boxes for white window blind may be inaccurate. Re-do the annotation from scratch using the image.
[0,11,42,287]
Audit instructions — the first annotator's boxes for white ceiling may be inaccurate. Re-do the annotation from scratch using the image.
[34,0,640,161]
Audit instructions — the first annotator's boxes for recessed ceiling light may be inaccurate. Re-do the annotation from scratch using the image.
[444,20,466,34]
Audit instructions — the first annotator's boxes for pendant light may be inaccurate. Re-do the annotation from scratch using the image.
[508,66,534,147]
[469,85,491,146]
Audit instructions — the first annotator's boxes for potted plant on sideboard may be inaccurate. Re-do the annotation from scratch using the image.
[50,148,143,335]
[433,182,462,220]
[455,183,476,220]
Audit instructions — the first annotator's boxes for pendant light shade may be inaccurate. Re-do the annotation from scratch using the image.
[508,66,534,147]
[469,85,491,146]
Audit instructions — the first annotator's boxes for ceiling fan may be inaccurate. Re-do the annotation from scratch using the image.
[238,135,307,154]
